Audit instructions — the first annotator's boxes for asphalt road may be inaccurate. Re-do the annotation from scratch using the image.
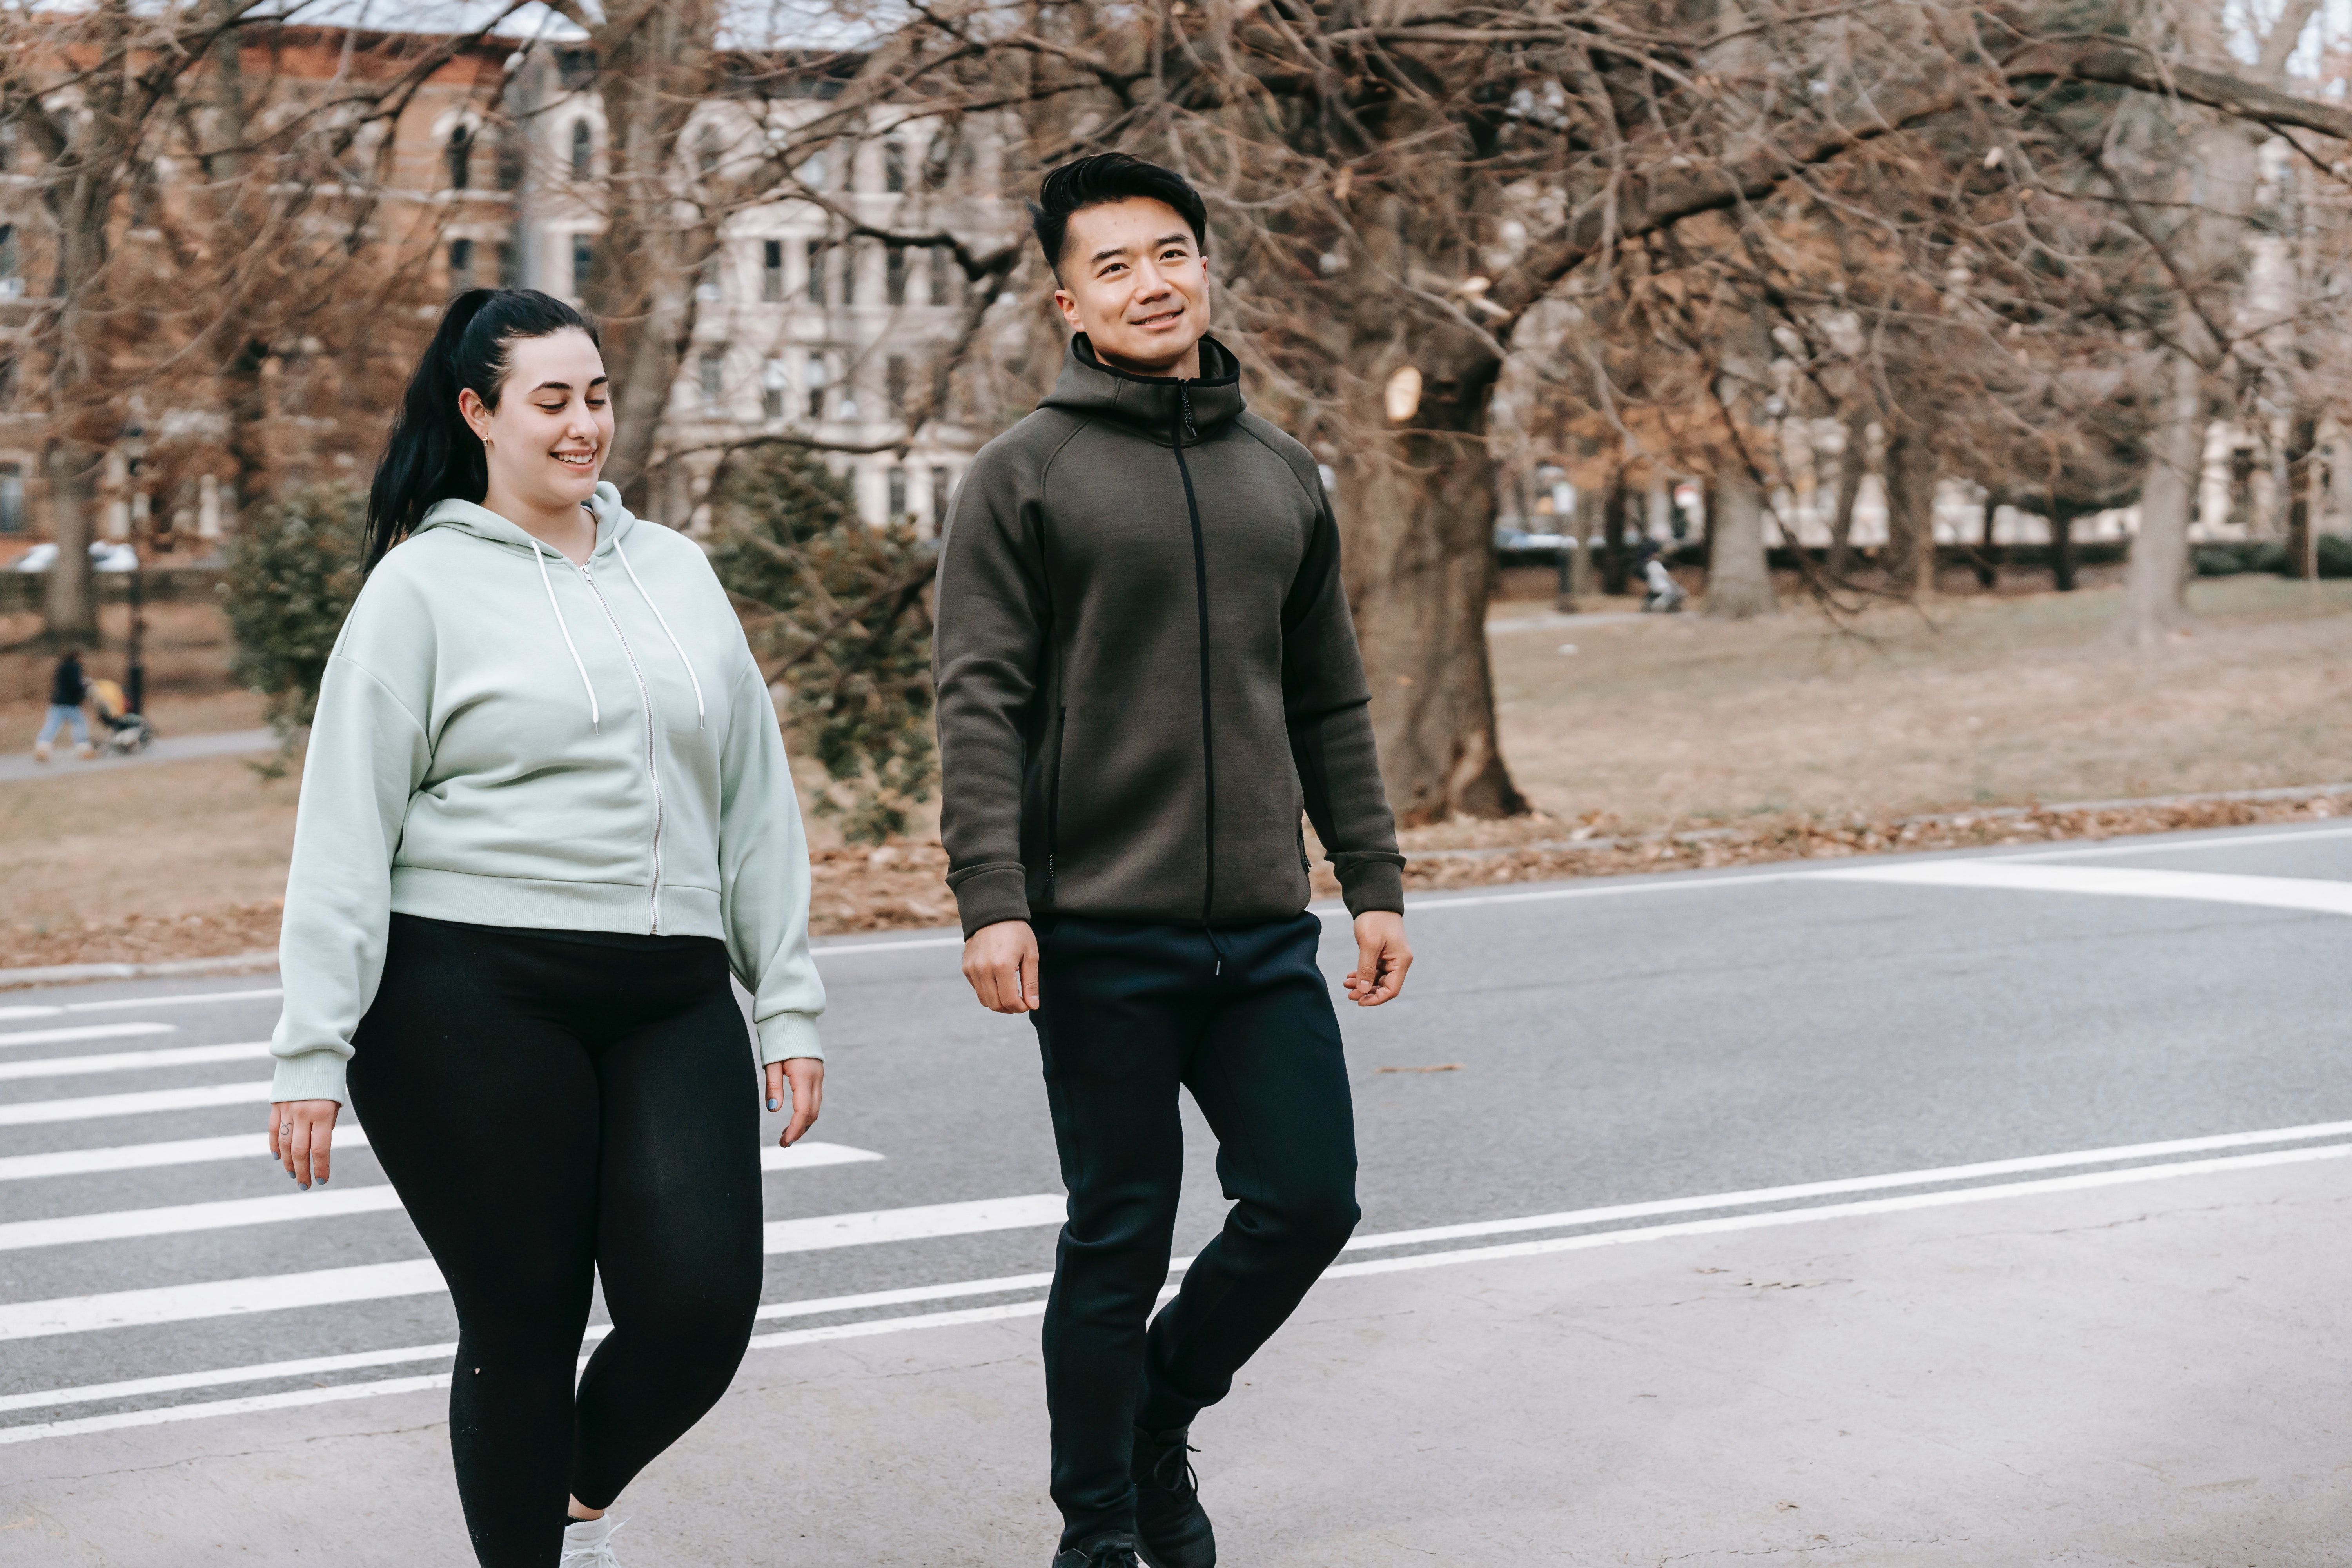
[2,818,2349,1457]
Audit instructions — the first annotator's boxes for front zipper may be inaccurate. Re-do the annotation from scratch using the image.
[1044,705,1067,906]
[1171,390,1216,931]
[578,559,667,933]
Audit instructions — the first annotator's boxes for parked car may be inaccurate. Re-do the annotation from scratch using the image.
[10,541,140,573]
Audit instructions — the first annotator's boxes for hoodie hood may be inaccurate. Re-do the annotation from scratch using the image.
[1040,334,1246,447]
[414,481,639,558]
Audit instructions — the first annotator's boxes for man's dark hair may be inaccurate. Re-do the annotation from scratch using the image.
[1030,154,1208,278]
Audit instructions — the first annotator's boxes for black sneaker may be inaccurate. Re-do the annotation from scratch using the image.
[1053,1535,1139,1568]
[1131,1425,1216,1568]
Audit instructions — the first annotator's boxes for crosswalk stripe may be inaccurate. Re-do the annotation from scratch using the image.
[0,1042,274,1082]
[0,1081,274,1126]
[0,1267,1068,1417]
[0,1185,407,1250]
[0,1130,875,1183]
[0,1023,174,1051]
[0,1192,1059,1340]
[0,1006,61,1022]
[64,988,283,1014]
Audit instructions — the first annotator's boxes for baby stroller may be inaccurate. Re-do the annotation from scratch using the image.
[87,678,156,755]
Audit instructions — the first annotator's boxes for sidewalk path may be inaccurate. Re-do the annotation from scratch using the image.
[0,728,276,786]
[4,1144,2341,1565]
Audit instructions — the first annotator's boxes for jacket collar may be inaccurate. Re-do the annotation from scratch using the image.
[1039,334,1246,447]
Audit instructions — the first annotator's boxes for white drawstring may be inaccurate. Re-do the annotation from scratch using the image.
[528,535,601,731]
[612,535,706,730]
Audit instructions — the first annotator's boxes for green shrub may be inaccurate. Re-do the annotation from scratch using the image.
[219,485,367,772]
[2191,545,2247,576]
[706,447,936,845]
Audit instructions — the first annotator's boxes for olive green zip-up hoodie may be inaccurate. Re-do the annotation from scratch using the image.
[268,484,823,1105]
[933,334,1405,938]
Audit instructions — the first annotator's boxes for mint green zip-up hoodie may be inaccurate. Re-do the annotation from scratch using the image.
[268,483,823,1105]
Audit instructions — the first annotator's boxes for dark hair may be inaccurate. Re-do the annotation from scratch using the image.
[1030,154,1208,278]
[363,288,600,567]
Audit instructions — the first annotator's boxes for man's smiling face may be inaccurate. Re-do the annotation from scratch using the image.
[1053,196,1212,378]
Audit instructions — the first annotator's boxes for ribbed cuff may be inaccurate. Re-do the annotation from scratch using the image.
[948,864,1033,939]
[757,1010,824,1064]
[1336,856,1406,919]
[269,1049,349,1107]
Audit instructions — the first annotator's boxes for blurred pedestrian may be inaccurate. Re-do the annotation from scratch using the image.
[936,154,1413,1568]
[265,287,825,1568]
[33,646,95,761]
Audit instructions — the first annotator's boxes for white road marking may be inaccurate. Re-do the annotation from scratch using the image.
[0,1081,275,1127]
[2018,825,2352,860]
[10,1139,2347,1447]
[0,1042,274,1083]
[62,988,283,1013]
[1338,1118,2352,1252]
[0,1141,887,1251]
[810,934,961,956]
[0,1023,174,1051]
[0,1185,409,1251]
[0,1192,1064,1341]
[0,1006,61,1022]
[1814,861,2352,916]
[0,1129,370,1181]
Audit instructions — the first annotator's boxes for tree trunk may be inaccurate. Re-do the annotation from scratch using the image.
[43,440,99,644]
[1600,472,1631,596]
[2118,350,2205,645]
[1339,371,1526,824]
[1704,465,1778,618]
[2283,414,2320,579]
[1880,428,1936,598]
[2051,508,2078,592]
[1828,413,1867,580]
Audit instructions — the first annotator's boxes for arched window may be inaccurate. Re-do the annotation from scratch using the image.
[570,120,593,182]
[446,124,474,191]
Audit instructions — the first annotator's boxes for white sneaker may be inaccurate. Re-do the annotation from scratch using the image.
[31,741,49,763]
[559,1515,624,1566]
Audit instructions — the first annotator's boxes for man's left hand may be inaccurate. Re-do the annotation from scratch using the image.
[1344,911,1412,1007]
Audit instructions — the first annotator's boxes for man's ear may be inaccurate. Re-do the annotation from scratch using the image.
[1054,285,1084,334]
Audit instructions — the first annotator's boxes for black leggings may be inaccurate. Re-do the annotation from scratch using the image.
[348,915,764,1567]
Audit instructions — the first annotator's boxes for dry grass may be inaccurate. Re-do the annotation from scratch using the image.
[4,575,2349,970]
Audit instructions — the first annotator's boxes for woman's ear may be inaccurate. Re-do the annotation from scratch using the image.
[457,386,494,445]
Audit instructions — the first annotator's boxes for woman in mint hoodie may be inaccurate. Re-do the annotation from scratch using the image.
[266,288,824,1566]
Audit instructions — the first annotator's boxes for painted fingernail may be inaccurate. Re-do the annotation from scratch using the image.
[768,1097,780,1111]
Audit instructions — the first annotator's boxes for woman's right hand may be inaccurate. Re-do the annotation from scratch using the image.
[268,1099,340,1189]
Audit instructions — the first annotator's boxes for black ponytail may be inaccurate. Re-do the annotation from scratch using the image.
[363,288,602,568]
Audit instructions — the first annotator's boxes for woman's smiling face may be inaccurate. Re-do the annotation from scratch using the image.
[459,327,614,514]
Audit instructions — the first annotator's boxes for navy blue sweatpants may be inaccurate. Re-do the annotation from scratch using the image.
[1031,911,1361,1548]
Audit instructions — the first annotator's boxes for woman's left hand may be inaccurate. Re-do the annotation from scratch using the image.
[765,1058,824,1147]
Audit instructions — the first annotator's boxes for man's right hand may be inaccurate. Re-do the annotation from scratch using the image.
[962,920,1040,1013]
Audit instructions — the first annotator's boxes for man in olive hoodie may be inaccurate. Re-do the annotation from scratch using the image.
[934,154,1412,1568]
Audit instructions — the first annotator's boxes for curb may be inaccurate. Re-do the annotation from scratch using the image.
[1408,781,2352,863]
[0,950,279,991]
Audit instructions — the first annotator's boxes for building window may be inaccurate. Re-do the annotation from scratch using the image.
[0,463,22,534]
[570,120,593,181]
[884,142,907,194]
[0,225,17,300]
[800,152,827,191]
[929,465,952,532]
[839,242,858,307]
[762,358,787,421]
[886,356,909,417]
[572,236,594,295]
[447,124,474,190]
[887,465,908,518]
[922,135,952,191]
[761,239,784,303]
[805,240,826,306]
[497,241,520,288]
[929,247,954,308]
[447,238,474,291]
[695,255,721,303]
[885,245,908,306]
[698,349,725,411]
[804,353,827,420]
[495,124,524,191]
